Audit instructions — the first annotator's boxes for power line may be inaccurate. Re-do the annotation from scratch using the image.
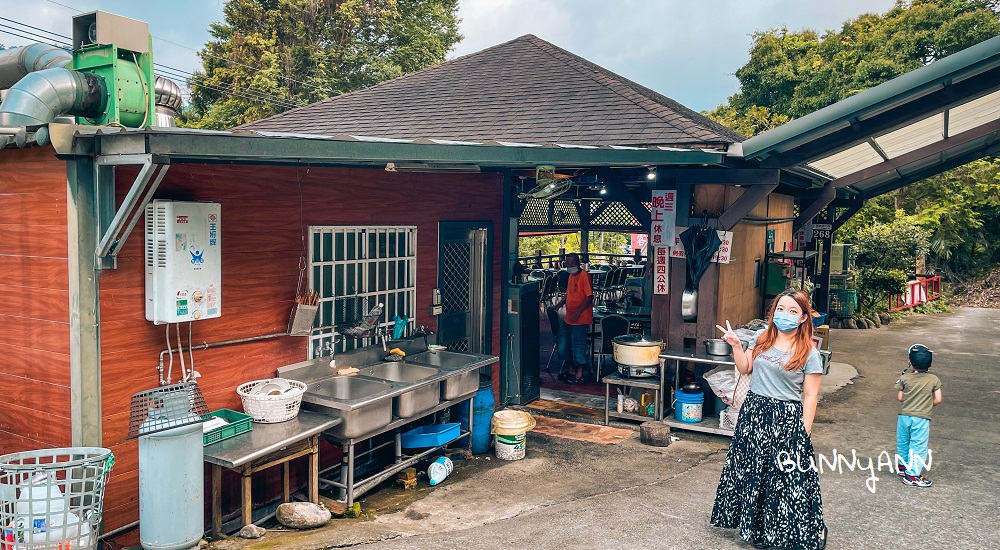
[0,16,70,40]
[153,63,303,109]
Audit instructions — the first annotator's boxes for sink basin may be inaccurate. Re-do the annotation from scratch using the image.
[361,363,441,418]
[408,350,479,370]
[408,351,480,399]
[363,363,438,383]
[308,376,392,400]
[302,376,393,438]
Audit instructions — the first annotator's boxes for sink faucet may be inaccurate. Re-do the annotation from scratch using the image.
[316,336,340,360]
[416,325,435,349]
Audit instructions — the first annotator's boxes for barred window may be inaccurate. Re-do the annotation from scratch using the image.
[309,226,417,356]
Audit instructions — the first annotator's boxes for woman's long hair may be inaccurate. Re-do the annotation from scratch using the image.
[752,289,815,371]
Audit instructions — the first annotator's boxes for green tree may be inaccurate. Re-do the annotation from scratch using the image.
[709,0,1000,128]
[850,216,930,311]
[180,0,461,129]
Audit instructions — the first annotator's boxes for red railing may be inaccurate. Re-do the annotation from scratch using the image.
[888,276,942,311]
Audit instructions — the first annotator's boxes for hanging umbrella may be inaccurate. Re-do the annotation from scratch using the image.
[679,216,722,291]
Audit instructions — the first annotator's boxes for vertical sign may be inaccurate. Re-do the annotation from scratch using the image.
[653,246,669,294]
[649,190,676,248]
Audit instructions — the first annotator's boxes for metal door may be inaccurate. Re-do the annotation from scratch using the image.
[438,222,491,353]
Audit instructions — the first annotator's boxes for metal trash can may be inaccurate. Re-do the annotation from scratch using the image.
[0,447,114,550]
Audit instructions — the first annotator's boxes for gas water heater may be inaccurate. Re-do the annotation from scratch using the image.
[145,200,221,324]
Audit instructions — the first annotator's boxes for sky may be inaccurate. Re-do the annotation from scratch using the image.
[0,0,897,112]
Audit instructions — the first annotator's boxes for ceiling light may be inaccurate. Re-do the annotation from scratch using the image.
[599,186,607,195]
[646,167,656,180]
[385,162,481,173]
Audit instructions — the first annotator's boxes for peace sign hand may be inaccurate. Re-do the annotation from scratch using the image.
[715,320,741,348]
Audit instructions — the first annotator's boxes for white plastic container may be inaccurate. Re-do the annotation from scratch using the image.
[427,456,453,486]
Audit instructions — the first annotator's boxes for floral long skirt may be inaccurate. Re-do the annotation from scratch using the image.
[710,391,826,549]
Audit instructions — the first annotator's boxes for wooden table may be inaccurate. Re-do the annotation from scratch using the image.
[203,411,342,536]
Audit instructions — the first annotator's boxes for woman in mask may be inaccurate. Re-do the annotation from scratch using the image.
[710,289,826,550]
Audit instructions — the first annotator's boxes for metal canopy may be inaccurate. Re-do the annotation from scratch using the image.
[48,124,727,169]
[738,34,1000,206]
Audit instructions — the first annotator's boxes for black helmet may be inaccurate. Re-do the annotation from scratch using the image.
[908,344,933,370]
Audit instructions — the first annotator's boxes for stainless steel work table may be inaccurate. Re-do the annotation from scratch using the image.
[203,411,343,536]
[659,349,736,437]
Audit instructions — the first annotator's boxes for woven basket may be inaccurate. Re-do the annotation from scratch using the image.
[237,379,307,423]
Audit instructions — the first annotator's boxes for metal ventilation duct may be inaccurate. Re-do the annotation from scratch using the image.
[0,44,71,90]
[0,68,107,127]
[153,76,183,127]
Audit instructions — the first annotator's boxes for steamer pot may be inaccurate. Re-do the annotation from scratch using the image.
[613,334,663,367]
[704,338,733,356]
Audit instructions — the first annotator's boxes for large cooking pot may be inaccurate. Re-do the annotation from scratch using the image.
[704,338,733,356]
[613,334,663,367]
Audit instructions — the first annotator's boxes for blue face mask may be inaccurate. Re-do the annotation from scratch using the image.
[772,311,802,333]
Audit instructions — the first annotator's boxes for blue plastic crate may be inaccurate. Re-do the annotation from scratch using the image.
[400,423,461,449]
[812,312,828,327]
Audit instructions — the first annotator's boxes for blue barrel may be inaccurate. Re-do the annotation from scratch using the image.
[456,375,495,455]
[674,388,704,423]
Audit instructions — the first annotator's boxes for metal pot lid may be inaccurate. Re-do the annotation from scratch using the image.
[681,383,701,392]
[613,334,663,347]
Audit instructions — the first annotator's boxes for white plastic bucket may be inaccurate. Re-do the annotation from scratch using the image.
[490,410,535,461]
[495,433,526,460]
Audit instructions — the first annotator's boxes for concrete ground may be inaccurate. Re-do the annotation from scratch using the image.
[214,307,1000,549]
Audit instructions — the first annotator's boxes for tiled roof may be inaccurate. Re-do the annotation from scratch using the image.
[239,35,744,147]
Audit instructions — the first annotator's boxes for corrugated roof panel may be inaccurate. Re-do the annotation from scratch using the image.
[808,142,884,178]
[874,113,944,158]
[949,88,1000,135]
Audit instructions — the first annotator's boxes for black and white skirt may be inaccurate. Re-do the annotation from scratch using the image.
[710,391,826,549]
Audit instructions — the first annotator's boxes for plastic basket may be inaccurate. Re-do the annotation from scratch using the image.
[0,447,114,550]
[829,289,857,318]
[237,379,307,423]
[719,407,738,430]
[400,423,461,449]
[201,409,252,446]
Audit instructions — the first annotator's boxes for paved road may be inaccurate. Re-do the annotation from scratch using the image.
[221,307,1000,550]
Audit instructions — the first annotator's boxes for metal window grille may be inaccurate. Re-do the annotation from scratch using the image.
[308,226,417,356]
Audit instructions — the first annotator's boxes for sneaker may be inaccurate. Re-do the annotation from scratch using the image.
[902,474,932,487]
[557,372,571,383]
[896,463,907,477]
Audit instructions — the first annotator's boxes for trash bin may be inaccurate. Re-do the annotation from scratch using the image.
[0,447,114,550]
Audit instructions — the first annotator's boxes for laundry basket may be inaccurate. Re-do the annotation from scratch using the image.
[0,447,114,550]
[237,379,307,423]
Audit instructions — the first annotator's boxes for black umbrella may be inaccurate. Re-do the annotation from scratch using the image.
[679,217,722,291]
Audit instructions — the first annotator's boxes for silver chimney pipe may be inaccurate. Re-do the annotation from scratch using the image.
[0,68,107,127]
[153,76,182,127]
[0,44,72,90]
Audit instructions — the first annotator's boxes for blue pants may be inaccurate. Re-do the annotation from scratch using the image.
[557,320,590,371]
[896,414,931,476]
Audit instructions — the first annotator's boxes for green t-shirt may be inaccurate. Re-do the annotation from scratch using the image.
[895,371,941,420]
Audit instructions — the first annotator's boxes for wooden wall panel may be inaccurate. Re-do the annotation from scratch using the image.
[0,224,68,258]
[0,285,69,323]
[0,148,74,458]
[0,342,69,385]
[716,189,795,327]
[97,164,504,529]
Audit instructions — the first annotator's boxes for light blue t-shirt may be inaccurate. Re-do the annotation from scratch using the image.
[747,329,823,402]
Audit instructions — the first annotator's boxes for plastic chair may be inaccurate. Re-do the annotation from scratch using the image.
[593,266,618,301]
[594,314,629,378]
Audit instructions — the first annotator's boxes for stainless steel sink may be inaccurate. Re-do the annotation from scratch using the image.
[302,376,393,438]
[408,351,480,399]
[408,350,479,370]
[363,363,438,383]
[361,363,441,418]
[308,376,392,400]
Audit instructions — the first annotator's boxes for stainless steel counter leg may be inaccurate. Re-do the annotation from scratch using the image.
[467,395,474,451]
[346,442,356,506]
[605,382,610,425]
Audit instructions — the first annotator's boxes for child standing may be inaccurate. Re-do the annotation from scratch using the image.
[896,343,942,487]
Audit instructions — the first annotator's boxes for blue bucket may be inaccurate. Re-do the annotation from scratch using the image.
[674,388,704,423]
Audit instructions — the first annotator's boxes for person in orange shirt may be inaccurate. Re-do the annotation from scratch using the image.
[549,253,594,384]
